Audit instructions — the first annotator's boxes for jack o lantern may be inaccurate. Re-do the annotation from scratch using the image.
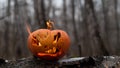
[27,21,70,61]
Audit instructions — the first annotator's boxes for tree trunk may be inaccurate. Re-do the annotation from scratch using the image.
[6,0,11,16]
[46,0,52,18]
[114,0,120,54]
[63,0,68,32]
[84,0,109,55]
[71,0,79,43]
[3,0,11,59]
[71,0,80,56]
[80,0,92,56]
[33,0,47,29]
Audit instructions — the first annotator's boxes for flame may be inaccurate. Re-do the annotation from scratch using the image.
[25,23,31,35]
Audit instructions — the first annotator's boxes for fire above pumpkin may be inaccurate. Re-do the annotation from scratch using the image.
[27,20,70,61]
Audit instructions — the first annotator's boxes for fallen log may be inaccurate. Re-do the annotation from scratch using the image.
[0,56,120,68]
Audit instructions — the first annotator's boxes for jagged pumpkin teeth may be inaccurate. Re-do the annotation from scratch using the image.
[27,20,70,61]
[45,47,56,54]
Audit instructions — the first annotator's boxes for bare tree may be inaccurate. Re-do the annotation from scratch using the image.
[4,21,10,58]
[71,0,79,43]
[13,0,23,59]
[2,0,11,59]
[13,0,29,59]
[84,0,109,55]
[6,0,11,16]
[46,0,52,18]
[0,0,11,20]
[63,0,68,32]
[114,0,120,53]
[33,0,47,29]
[70,0,81,56]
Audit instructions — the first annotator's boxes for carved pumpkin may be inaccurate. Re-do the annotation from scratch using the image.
[27,21,70,60]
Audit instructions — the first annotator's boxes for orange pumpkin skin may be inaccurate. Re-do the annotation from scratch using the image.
[28,29,70,60]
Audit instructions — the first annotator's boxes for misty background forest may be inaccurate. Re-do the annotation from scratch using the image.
[0,0,120,59]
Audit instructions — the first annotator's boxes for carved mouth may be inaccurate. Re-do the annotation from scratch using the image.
[37,49,62,57]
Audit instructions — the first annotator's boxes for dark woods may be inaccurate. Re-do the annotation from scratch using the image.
[0,0,119,59]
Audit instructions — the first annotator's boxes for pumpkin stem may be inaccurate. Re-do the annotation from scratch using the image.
[46,20,54,30]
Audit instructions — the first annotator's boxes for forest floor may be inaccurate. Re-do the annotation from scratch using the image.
[0,56,120,68]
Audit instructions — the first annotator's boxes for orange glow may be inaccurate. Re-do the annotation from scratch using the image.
[26,23,31,35]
